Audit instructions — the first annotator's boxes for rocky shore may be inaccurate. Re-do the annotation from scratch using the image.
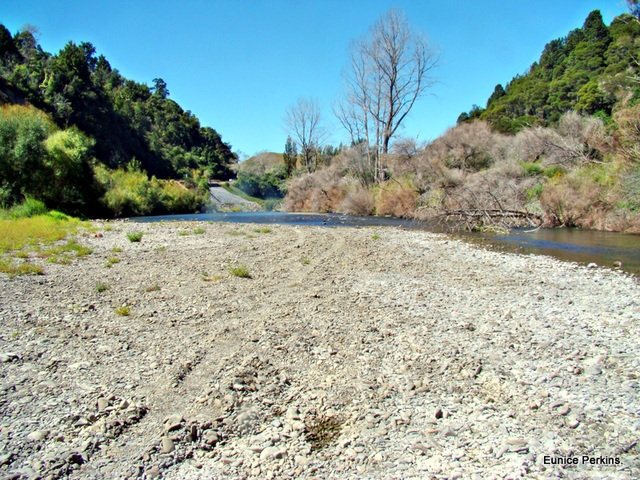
[0,221,638,479]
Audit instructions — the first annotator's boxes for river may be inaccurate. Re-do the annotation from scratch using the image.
[131,211,640,275]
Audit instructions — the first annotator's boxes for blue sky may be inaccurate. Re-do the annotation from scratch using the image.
[1,1,628,159]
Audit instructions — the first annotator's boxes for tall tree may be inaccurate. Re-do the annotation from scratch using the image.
[283,135,297,177]
[335,7,438,182]
[284,97,325,173]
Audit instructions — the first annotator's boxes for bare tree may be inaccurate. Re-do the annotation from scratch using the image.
[335,7,438,182]
[284,98,326,173]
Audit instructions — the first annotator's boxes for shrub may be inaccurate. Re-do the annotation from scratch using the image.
[229,264,251,278]
[375,184,417,218]
[338,188,375,216]
[127,232,143,242]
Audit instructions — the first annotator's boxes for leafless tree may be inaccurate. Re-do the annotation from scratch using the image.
[284,98,326,173]
[335,7,438,182]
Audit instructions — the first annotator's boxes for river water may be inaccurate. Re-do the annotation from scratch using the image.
[132,211,640,275]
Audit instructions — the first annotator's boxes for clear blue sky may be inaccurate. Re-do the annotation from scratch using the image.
[1,1,628,159]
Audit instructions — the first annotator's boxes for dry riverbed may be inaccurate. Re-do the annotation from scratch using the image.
[0,221,638,479]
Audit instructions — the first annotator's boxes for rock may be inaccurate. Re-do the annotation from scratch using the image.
[260,446,284,461]
[146,466,161,478]
[27,430,49,441]
[161,436,174,453]
[0,353,19,363]
[97,397,110,412]
[164,414,184,431]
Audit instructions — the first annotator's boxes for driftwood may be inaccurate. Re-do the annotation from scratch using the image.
[438,208,543,231]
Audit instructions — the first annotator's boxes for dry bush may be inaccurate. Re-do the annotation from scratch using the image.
[389,137,427,177]
[513,111,610,168]
[539,173,607,227]
[424,122,500,172]
[614,104,640,164]
[283,165,346,212]
[338,188,375,216]
[376,184,418,218]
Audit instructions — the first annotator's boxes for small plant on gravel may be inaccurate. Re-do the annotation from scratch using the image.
[0,258,43,277]
[371,234,380,240]
[253,228,272,234]
[145,284,160,292]
[193,227,205,234]
[229,264,251,278]
[96,283,110,293]
[115,305,130,316]
[111,247,122,252]
[154,246,166,252]
[105,257,120,268]
[305,416,343,451]
[127,232,143,242]
[300,258,310,265]
[228,231,246,236]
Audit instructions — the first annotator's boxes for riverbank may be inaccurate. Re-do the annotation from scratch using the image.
[0,221,638,479]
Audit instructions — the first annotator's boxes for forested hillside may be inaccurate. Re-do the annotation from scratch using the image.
[0,25,237,217]
[458,11,640,132]
[283,10,640,233]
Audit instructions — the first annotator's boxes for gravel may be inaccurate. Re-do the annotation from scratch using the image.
[0,220,638,479]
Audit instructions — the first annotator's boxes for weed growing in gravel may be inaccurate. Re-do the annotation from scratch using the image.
[127,232,143,242]
[145,284,161,292]
[105,257,120,268]
[253,228,272,234]
[179,227,206,236]
[372,234,380,240]
[111,247,122,252]
[115,305,130,316]
[0,258,43,277]
[96,283,110,293]
[305,416,343,451]
[300,258,310,265]
[202,274,223,282]
[154,246,166,252]
[228,231,245,236]
[229,264,251,278]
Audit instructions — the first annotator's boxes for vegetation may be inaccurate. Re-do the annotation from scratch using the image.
[283,9,640,233]
[114,305,130,316]
[228,264,251,278]
[126,231,143,242]
[0,25,238,217]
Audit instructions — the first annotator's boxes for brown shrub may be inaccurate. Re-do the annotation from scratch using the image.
[539,173,606,227]
[376,185,417,218]
[338,188,375,216]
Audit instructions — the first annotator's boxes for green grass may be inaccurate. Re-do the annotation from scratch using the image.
[96,283,110,293]
[127,232,144,242]
[253,227,272,234]
[105,257,120,268]
[178,227,206,236]
[0,213,88,254]
[228,231,246,236]
[0,258,43,278]
[228,264,251,278]
[111,247,122,252]
[301,258,310,265]
[371,234,380,240]
[114,305,130,316]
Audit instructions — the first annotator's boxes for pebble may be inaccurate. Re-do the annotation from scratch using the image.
[26,430,49,441]
[160,436,174,453]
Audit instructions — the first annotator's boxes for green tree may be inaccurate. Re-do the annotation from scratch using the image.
[283,135,297,177]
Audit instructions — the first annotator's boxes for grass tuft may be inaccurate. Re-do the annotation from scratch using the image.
[115,305,130,316]
[96,283,110,293]
[127,232,144,242]
[0,258,43,277]
[229,264,251,278]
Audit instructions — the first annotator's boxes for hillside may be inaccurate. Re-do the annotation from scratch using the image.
[0,25,237,216]
[458,11,640,133]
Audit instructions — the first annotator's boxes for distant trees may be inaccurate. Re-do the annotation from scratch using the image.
[335,7,438,182]
[284,97,326,173]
